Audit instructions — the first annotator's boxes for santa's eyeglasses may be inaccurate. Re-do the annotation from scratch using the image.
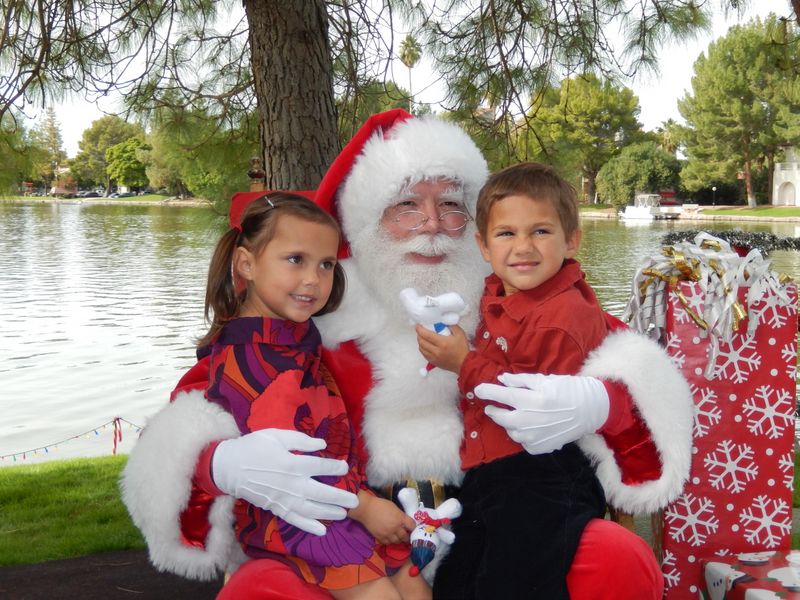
[390,209,472,232]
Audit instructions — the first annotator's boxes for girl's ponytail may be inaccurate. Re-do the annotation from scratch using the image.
[197,227,241,349]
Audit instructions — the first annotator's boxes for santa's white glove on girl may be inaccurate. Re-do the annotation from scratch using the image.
[474,373,610,455]
[212,429,359,536]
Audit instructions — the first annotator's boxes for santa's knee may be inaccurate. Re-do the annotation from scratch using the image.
[567,518,663,600]
[217,559,333,600]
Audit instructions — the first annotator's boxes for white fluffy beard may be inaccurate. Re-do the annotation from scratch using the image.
[349,224,487,333]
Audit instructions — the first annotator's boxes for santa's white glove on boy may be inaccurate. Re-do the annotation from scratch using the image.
[475,373,610,454]
[212,429,359,536]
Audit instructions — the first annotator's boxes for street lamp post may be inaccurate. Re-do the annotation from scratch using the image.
[712,186,717,207]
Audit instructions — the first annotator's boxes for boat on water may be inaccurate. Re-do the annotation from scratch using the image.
[620,194,682,221]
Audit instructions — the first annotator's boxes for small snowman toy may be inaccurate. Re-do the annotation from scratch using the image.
[397,487,463,577]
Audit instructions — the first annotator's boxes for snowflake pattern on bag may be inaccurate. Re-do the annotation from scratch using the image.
[660,282,798,600]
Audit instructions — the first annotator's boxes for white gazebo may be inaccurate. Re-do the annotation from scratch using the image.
[773,145,799,206]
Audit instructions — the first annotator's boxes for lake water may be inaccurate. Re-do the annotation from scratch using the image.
[2,202,800,465]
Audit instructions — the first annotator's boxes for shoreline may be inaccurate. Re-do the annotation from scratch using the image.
[581,208,800,223]
[0,196,210,208]
[5,197,800,223]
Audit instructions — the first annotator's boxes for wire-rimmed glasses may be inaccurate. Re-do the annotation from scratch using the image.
[390,209,472,232]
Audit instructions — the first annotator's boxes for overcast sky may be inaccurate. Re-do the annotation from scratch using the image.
[46,0,791,157]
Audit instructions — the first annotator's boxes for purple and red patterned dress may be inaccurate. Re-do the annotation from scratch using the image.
[207,316,395,589]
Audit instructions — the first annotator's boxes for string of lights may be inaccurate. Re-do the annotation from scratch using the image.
[0,417,143,462]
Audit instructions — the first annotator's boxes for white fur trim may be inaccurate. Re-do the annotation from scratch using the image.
[339,115,489,242]
[578,330,694,514]
[120,391,241,580]
[316,259,386,347]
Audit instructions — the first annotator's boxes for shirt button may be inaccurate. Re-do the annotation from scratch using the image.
[469,431,478,439]
[466,392,474,400]
[482,331,490,339]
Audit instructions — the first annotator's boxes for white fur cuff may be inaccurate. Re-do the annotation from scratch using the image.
[120,391,240,580]
[578,330,694,514]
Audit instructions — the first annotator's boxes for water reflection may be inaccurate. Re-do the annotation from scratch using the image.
[2,204,798,463]
[1,203,225,463]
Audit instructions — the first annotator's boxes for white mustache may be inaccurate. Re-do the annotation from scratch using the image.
[394,233,459,256]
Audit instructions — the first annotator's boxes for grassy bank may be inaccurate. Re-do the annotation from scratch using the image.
[0,455,144,566]
[1,453,799,566]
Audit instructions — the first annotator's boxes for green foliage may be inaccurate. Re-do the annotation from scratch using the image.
[596,142,682,209]
[679,15,800,206]
[71,116,145,191]
[105,137,150,189]
[522,74,644,202]
[0,456,143,565]
[28,107,67,186]
[337,80,411,144]
[146,107,257,207]
[0,114,34,194]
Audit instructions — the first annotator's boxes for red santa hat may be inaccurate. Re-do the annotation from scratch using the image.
[315,109,489,258]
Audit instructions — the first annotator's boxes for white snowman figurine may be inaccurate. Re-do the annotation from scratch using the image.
[397,487,463,577]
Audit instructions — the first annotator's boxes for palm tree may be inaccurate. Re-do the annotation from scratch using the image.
[399,34,422,112]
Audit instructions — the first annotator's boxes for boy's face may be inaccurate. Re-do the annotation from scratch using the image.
[475,194,580,296]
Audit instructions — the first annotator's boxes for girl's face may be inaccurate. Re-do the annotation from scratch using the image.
[234,214,339,323]
[476,194,580,296]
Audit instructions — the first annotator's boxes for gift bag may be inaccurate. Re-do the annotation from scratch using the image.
[624,232,798,600]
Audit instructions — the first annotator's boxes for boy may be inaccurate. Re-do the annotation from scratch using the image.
[416,162,610,599]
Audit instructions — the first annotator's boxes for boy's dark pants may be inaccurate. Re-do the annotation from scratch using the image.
[433,445,606,600]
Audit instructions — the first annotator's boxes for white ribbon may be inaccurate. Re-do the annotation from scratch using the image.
[623,232,791,379]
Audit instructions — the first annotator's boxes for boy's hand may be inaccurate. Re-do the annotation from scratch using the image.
[350,493,415,545]
[416,324,470,373]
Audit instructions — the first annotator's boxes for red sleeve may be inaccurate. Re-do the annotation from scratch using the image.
[598,380,662,485]
[170,357,227,550]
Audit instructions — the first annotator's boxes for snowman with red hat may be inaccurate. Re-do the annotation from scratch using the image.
[122,109,693,599]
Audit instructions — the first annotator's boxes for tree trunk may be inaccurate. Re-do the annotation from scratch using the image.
[244,1,340,190]
[767,153,774,205]
[743,160,756,208]
[583,166,598,204]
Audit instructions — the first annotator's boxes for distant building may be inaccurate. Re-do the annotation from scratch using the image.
[773,146,799,206]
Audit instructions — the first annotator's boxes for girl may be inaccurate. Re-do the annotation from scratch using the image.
[199,192,429,600]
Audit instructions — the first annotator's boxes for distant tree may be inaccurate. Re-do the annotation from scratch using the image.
[0,114,32,194]
[527,74,643,203]
[596,141,682,209]
[145,107,257,207]
[71,116,144,193]
[105,138,151,190]
[29,107,67,186]
[399,35,422,110]
[679,15,800,206]
[654,118,682,155]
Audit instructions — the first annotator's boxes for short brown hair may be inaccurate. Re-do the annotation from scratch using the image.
[475,162,580,239]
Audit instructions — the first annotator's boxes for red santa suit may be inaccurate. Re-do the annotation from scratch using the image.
[121,110,694,598]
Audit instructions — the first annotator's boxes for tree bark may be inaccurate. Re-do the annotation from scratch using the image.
[244,1,340,190]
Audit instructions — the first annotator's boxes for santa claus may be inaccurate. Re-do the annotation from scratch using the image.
[121,109,693,599]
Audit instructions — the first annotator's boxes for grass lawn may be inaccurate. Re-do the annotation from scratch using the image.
[0,455,144,566]
[1,452,799,566]
[697,206,800,218]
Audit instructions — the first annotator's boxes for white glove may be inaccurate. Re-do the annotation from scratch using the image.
[212,429,359,536]
[474,372,610,455]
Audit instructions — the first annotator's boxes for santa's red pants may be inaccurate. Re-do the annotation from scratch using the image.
[218,518,663,599]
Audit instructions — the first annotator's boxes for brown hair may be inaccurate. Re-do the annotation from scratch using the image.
[475,162,580,239]
[197,192,346,348]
